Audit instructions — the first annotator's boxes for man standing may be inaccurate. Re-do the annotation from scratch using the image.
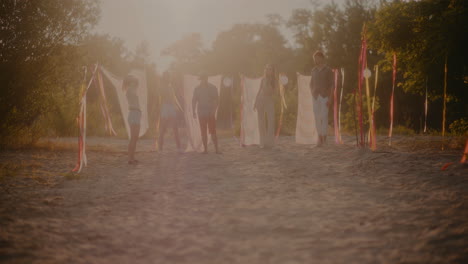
[192,74,220,154]
[309,51,334,146]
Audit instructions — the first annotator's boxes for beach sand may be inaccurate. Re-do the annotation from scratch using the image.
[1,136,467,263]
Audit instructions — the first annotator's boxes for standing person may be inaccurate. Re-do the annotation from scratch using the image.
[254,64,278,148]
[158,71,182,152]
[309,51,334,146]
[124,74,141,164]
[192,74,220,154]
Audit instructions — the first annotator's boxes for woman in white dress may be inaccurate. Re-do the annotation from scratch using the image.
[254,64,278,148]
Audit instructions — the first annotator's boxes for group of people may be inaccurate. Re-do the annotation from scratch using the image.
[122,51,334,164]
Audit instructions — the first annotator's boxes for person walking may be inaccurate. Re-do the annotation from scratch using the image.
[309,51,334,146]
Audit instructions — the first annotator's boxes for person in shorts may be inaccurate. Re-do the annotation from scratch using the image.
[124,74,141,164]
[192,74,220,154]
[158,71,182,152]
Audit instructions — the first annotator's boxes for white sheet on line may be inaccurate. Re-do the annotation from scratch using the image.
[100,67,149,138]
[183,75,222,152]
[296,73,318,144]
[240,76,262,146]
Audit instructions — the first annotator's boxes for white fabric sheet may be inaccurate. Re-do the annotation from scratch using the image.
[183,75,222,152]
[295,73,318,144]
[100,67,149,138]
[240,77,262,146]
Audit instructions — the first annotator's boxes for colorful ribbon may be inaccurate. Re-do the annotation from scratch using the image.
[365,66,372,147]
[389,53,397,146]
[275,73,288,140]
[370,65,379,151]
[333,69,341,144]
[96,68,117,136]
[73,64,99,173]
[339,68,344,143]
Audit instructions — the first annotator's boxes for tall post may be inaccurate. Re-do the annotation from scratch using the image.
[442,55,448,150]
[389,53,397,146]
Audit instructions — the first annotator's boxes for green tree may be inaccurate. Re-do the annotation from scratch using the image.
[0,0,100,146]
[161,33,205,74]
[368,0,468,131]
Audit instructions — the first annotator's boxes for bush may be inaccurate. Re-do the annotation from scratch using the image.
[392,125,415,136]
[449,118,468,136]
[341,93,381,134]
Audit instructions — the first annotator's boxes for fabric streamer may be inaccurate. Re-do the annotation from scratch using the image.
[389,53,397,146]
[364,67,372,148]
[441,162,454,171]
[275,73,288,140]
[182,75,222,152]
[333,69,341,144]
[96,69,117,136]
[73,64,99,173]
[370,65,379,151]
[295,73,318,144]
[339,68,345,142]
[240,76,262,146]
[100,67,149,138]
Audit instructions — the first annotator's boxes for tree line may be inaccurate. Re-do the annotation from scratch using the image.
[1,0,466,147]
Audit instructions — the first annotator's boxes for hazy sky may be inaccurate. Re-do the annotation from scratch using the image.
[96,0,343,70]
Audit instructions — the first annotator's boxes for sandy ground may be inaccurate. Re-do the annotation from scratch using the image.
[0,135,467,264]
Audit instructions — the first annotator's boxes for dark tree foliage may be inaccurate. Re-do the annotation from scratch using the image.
[0,0,100,145]
[368,0,468,132]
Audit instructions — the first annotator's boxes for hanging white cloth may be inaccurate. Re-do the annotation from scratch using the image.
[295,73,318,144]
[100,67,149,138]
[240,76,262,146]
[182,75,222,152]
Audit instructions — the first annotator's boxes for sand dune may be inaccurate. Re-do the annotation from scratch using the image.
[1,136,467,263]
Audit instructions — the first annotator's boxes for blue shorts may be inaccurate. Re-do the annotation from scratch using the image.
[128,110,141,126]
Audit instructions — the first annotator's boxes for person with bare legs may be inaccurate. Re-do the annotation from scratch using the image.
[309,51,334,146]
[254,64,278,148]
[124,74,141,164]
[192,74,220,154]
[158,71,182,153]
